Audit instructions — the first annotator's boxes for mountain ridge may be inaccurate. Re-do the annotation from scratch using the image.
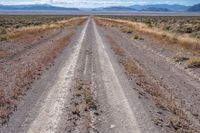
[0,3,199,12]
[128,4,189,11]
[94,4,190,12]
[0,4,79,11]
[188,3,200,12]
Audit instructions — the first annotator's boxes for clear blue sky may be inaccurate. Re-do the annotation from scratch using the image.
[0,0,199,8]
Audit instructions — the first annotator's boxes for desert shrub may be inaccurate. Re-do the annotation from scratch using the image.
[133,34,143,40]
[98,15,200,39]
[0,27,6,34]
[173,52,189,62]
[133,34,139,39]
[186,57,200,68]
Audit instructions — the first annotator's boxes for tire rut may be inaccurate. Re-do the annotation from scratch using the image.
[23,18,89,133]
[93,19,158,133]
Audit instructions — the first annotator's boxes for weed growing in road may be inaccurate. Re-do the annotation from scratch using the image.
[133,34,139,40]
[68,79,97,132]
[132,34,144,40]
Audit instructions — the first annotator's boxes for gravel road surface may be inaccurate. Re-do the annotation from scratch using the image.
[1,17,199,133]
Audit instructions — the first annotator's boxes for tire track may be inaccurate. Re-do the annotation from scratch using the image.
[93,19,142,133]
[26,19,89,133]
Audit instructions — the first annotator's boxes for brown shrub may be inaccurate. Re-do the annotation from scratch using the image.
[96,17,200,53]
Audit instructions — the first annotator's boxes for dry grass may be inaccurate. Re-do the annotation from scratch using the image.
[6,17,86,40]
[95,17,200,53]
[132,34,144,40]
[0,17,86,61]
[0,15,86,41]
[186,57,200,68]
[173,52,189,62]
[120,26,133,34]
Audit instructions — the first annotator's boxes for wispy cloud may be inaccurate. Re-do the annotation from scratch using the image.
[49,0,135,8]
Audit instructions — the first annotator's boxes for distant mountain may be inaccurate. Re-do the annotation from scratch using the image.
[93,6,135,11]
[0,3,195,12]
[141,7,171,12]
[92,4,189,12]
[129,4,189,11]
[0,4,79,11]
[188,3,200,12]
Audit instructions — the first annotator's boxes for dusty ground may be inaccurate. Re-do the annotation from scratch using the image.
[0,16,200,133]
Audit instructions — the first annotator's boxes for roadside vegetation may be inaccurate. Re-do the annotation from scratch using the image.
[95,16,200,69]
[0,15,85,41]
[97,16,200,39]
[186,57,200,68]
[95,16,200,54]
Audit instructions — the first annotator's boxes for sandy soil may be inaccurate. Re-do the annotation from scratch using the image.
[0,16,200,133]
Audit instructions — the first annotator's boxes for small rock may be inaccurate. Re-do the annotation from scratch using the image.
[192,113,199,117]
[110,124,115,129]
[94,112,99,116]
[157,111,162,115]
[72,108,80,117]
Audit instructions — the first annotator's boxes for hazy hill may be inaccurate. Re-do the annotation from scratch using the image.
[0,3,198,12]
[92,4,189,12]
[141,7,171,12]
[0,4,79,11]
[129,4,189,11]
[92,6,135,11]
[188,3,200,12]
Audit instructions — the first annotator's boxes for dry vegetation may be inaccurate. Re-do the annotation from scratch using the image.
[0,16,86,60]
[0,15,86,41]
[107,35,196,132]
[172,52,189,62]
[186,57,200,68]
[98,16,200,39]
[0,15,86,124]
[95,16,200,53]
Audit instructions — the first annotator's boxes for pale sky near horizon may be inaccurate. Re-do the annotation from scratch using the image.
[0,0,199,8]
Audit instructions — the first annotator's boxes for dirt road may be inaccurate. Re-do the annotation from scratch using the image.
[1,17,200,133]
